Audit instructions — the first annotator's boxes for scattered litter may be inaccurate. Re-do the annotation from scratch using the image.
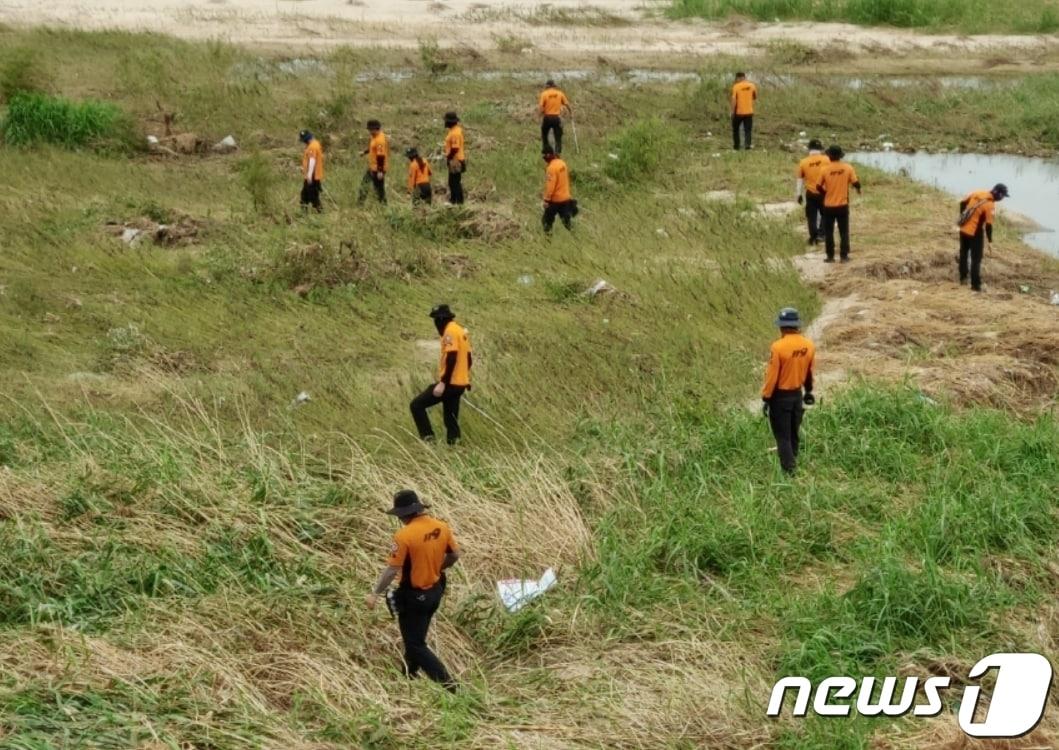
[291,391,311,407]
[798,130,807,137]
[1019,284,1030,293]
[585,279,615,297]
[882,141,895,151]
[497,568,557,613]
[703,190,735,203]
[120,228,143,246]
[146,135,159,147]
[211,135,238,154]
[106,215,203,248]
[607,152,620,161]
[706,131,713,137]
[1050,290,1059,305]
[517,274,534,286]
[602,318,609,324]
[712,153,721,158]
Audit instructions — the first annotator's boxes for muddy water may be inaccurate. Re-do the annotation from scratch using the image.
[850,151,1059,258]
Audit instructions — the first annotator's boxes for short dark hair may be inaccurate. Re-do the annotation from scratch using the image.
[735,71,746,78]
[367,119,381,130]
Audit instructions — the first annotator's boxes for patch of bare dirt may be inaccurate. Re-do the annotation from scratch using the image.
[793,204,1059,411]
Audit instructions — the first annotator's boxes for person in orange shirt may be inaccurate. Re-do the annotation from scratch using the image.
[298,129,324,213]
[366,489,461,691]
[815,145,862,263]
[410,304,472,444]
[357,119,388,205]
[957,183,1009,291]
[443,112,466,205]
[730,72,757,150]
[761,307,816,474]
[405,147,432,205]
[541,146,577,233]
[795,139,829,245]
[539,78,572,154]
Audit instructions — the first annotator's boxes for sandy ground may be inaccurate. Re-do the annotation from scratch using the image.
[1,0,1057,55]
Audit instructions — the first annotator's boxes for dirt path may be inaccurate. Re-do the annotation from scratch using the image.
[1,0,1056,56]
[789,208,1059,411]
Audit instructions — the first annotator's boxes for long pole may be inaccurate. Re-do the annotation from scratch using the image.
[570,112,580,154]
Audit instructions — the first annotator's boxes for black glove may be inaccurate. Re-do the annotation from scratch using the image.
[803,392,815,406]
[797,195,804,205]
[762,400,770,418]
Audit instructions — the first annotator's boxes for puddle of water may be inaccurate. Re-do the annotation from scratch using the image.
[851,151,1059,258]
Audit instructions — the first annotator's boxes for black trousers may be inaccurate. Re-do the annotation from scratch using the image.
[822,205,851,260]
[448,165,465,205]
[300,180,322,212]
[357,171,386,204]
[768,390,804,474]
[805,192,824,243]
[413,184,432,205]
[410,384,466,444]
[542,200,575,232]
[732,114,753,150]
[959,227,984,291]
[542,115,563,154]
[395,582,453,687]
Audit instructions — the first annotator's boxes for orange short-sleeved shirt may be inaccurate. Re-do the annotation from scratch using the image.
[762,333,815,398]
[798,153,830,196]
[386,515,460,590]
[731,80,757,115]
[817,162,859,208]
[960,190,996,237]
[539,88,569,116]
[438,321,472,386]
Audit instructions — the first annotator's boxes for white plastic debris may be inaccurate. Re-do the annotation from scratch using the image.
[517,274,534,286]
[798,131,807,137]
[211,135,238,153]
[1019,284,1030,293]
[585,279,615,297]
[1050,290,1059,305]
[607,152,620,161]
[146,135,159,147]
[882,141,895,151]
[120,228,142,245]
[291,391,311,407]
[497,568,557,613]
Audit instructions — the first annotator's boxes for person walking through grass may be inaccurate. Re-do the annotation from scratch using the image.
[357,119,389,205]
[367,489,461,692]
[443,112,466,205]
[730,71,757,150]
[410,305,472,444]
[815,145,861,263]
[795,139,829,245]
[298,129,324,213]
[957,183,1009,291]
[539,78,572,154]
[541,146,577,233]
[761,307,816,474]
[405,147,432,205]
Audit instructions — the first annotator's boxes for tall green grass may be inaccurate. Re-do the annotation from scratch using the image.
[1,92,136,150]
[667,0,1059,32]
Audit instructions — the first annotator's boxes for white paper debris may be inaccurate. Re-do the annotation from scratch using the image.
[497,568,557,613]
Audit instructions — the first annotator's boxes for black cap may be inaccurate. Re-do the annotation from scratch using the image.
[385,489,429,517]
[825,144,844,160]
[545,79,556,87]
[429,304,455,320]
[299,129,312,143]
[405,147,419,159]
[992,183,1010,198]
[444,111,459,125]
[735,71,746,78]
[808,138,823,150]
[367,119,381,130]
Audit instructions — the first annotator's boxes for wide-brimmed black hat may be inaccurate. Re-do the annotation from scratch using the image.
[775,307,802,328]
[429,304,455,320]
[385,489,429,517]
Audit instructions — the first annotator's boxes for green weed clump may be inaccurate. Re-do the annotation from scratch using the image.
[603,118,679,184]
[1,92,136,150]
